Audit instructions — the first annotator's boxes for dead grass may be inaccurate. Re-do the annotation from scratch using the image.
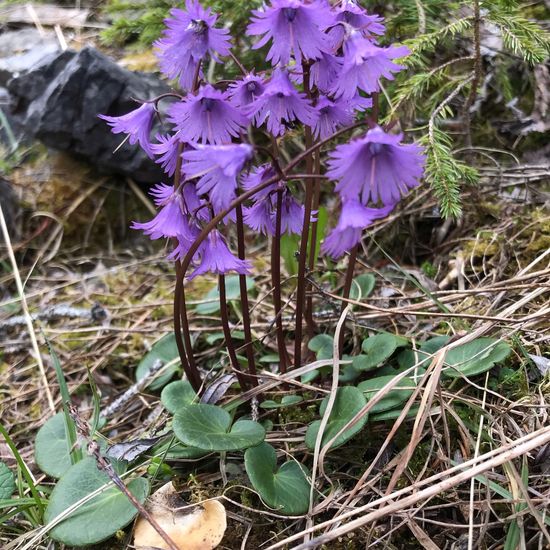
[0,151,549,549]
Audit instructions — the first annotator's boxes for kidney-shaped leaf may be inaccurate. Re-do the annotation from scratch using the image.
[161,380,197,414]
[308,334,334,360]
[45,457,149,546]
[35,412,82,479]
[305,387,367,451]
[173,404,265,451]
[349,273,376,302]
[0,461,15,499]
[443,338,511,378]
[245,442,310,516]
[358,375,416,413]
[135,333,180,391]
[354,333,398,371]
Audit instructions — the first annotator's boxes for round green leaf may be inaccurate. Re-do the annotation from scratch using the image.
[358,375,416,413]
[35,413,82,479]
[245,442,310,516]
[308,334,334,360]
[135,333,181,390]
[161,380,197,414]
[398,336,451,371]
[173,404,265,451]
[305,387,367,451]
[259,395,303,410]
[355,333,398,370]
[0,461,15,499]
[45,457,149,546]
[349,274,376,302]
[443,338,511,378]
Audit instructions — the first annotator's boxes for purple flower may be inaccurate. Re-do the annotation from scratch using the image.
[168,85,248,144]
[168,224,201,261]
[228,74,265,111]
[332,31,409,99]
[326,126,425,206]
[99,102,156,158]
[328,1,385,50]
[244,198,275,235]
[247,0,334,66]
[322,200,395,258]
[181,144,254,214]
[151,133,181,176]
[313,96,354,140]
[190,230,251,279]
[247,69,317,136]
[279,191,304,235]
[310,52,343,93]
[241,164,279,199]
[154,0,231,89]
[131,185,189,239]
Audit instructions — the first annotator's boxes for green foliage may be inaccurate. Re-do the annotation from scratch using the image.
[45,458,149,546]
[442,338,511,378]
[195,275,254,315]
[305,387,368,451]
[244,442,310,515]
[259,395,304,409]
[173,404,265,451]
[34,413,84,480]
[353,333,400,371]
[135,332,180,390]
[349,273,376,302]
[358,375,416,413]
[160,380,197,413]
[0,462,15,500]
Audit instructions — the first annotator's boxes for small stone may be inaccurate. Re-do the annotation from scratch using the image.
[133,482,227,550]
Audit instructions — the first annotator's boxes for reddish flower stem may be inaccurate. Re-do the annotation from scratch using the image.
[219,273,250,390]
[271,188,288,374]
[236,203,258,386]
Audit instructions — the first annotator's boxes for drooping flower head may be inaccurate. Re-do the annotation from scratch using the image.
[228,73,266,109]
[278,191,304,235]
[131,184,191,239]
[99,102,156,158]
[244,198,275,235]
[182,144,254,214]
[326,126,425,206]
[309,52,343,93]
[332,31,409,99]
[241,164,279,200]
[168,85,248,144]
[154,0,231,89]
[190,229,251,279]
[247,0,334,66]
[322,199,395,258]
[313,95,355,140]
[150,132,182,177]
[329,1,385,50]
[247,69,317,136]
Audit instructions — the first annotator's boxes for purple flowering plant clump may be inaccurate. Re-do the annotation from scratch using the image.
[100,0,426,393]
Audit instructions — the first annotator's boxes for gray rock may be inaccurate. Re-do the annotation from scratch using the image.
[0,29,60,86]
[7,47,170,183]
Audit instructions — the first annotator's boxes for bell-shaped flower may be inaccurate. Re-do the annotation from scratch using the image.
[243,198,275,235]
[150,133,182,177]
[168,85,248,144]
[247,0,334,66]
[332,31,409,99]
[326,126,425,206]
[181,144,254,214]
[322,200,395,258]
[328,1,385,50]
[154,0,231,89]
[131,185,189,239]
[278,191,304,235]
[247,69,317,136]
[190,230,251,279]
[229,73,265,109]
[309,52,343,93]
[99,102,156,158]
[313,96,355,140]
[241,164,279,200]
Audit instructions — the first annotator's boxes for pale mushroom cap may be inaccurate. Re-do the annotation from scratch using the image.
[134,482,227,550]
